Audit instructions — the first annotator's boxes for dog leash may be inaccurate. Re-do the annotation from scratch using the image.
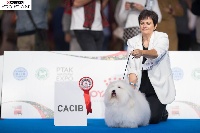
[123,51,135,80]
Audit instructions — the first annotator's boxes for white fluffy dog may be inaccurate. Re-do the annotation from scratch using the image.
[104,80,151,128]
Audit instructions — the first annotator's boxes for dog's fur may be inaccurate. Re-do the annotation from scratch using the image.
[104,80,151,128]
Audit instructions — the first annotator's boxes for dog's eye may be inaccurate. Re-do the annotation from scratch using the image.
[118,86,121,88]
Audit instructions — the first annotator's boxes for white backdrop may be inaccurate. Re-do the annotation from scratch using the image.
[1,51,200,119]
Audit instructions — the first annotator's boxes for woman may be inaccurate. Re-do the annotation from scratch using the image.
[127,10,176,124]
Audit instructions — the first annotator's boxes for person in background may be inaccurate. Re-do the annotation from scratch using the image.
[15,0,49,51]
[127,10,176,124]
[101,0,119,51]
[62,1,82,51]
[115,0,162,50]
[104,0,124,51]
[52,0,70,51]
[0,11,3,44]
[157,0,183,51]
[66,0,109,51]
[102,4,112,51]
[175,0,193,51]
[0,11,17,55]
[191,0,200,50]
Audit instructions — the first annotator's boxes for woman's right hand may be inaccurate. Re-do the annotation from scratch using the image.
[129,73,138,89]
[131,49,143,58]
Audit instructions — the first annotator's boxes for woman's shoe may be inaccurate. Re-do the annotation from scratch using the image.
[162,110,168,121]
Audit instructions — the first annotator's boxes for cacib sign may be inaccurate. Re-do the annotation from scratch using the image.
[54,81,87,126]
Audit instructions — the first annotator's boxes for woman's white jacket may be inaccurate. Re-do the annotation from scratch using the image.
[127,31,176,104]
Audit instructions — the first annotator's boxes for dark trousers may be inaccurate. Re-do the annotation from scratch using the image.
[140,70,166,124]
[74,30,104,51]
[54,33,70,51]
[178,33,191,51]
[146,95,166,124]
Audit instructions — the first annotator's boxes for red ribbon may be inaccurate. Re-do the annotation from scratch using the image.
[83,90,92,115]
[79,77,93,115]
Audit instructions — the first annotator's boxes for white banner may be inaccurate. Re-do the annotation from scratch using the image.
[1,51,200,119]
[167,51,200,119]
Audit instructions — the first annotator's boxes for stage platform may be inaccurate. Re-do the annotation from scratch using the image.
[0,119,200,133]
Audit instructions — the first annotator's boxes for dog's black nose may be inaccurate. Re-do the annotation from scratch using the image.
[111,90,116,97]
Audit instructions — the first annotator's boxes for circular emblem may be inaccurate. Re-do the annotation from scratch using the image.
[35,68,49,80]
[172,67,184,80]
[13,67,28,80]
[79,77,93,91]
[191,68,200,80]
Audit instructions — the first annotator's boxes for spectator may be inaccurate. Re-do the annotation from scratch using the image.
[0,11,3,44]
[102,0,119,51]
[175,0,193,51]
[62,2,82,51]
[157,0,183,51]
[66,0,109,51]
[52,0,70,51]
[15,0,49,51]
[115,0,162,50]
[0,11,17,55]
[191,0,200,50]
[102,4,112,51]
[104,0,124,51]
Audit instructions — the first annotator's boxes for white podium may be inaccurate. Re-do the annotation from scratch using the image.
[54,81,87,126]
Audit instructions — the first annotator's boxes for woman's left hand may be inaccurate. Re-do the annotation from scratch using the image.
[131,49,143,58]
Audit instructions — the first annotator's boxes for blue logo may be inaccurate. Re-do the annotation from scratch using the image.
[13,67,28,80]
[172,67,184,80]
